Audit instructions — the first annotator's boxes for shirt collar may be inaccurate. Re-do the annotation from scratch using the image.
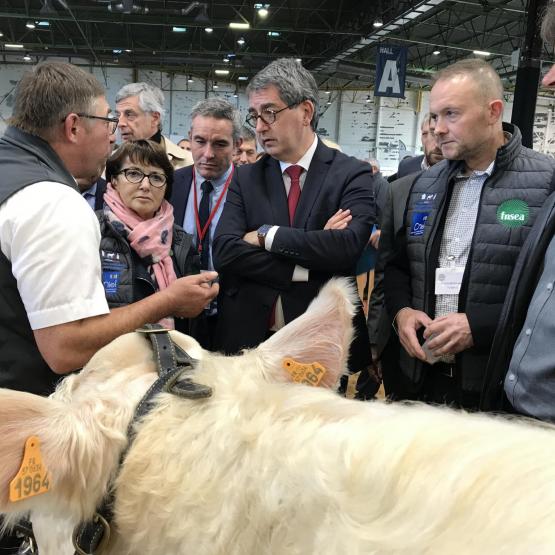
[82,182,98,197]
[279,134,319,175]
[194,164,233,191]
[457,159,495,179]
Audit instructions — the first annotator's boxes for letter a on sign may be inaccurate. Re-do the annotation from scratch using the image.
[375,45,407,99]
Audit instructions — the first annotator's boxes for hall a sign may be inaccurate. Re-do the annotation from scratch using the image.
[374,45,407,99]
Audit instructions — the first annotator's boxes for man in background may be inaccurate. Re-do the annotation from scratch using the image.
[235,125,258,165]
[115,82,193,169]
[171,98,241,349]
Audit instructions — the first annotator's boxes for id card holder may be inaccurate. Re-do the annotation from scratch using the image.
[435,266,464,295]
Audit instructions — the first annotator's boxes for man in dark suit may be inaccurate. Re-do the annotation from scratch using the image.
[388,115,443,182]
[213,58,377,397]
[171,98,241,349]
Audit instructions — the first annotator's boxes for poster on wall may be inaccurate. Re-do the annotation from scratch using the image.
[374,44,407,99]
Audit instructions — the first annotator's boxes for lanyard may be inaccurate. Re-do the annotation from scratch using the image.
[192,166,234,253]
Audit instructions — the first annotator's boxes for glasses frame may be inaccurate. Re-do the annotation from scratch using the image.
[245,102,298,128]
[116,168,168,188]
[76,113,119,134]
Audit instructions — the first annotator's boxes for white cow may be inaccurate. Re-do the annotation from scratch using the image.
[1,279,555,554]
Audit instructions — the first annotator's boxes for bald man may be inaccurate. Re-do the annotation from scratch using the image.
[385,58,555,409]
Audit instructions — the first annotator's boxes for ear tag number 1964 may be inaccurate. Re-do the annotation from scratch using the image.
[282,358,327,387]
[9,436,51,503]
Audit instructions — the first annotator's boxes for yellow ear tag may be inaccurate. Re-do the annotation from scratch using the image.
[9,436,51,503]
[282,358,327,387]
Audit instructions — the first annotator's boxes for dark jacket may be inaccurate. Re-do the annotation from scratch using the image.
[481,191,555,410]
[213,140,377,394]
[97,212,199,331]
[0,127,79,395]
[385,123,555,393]
[388,154,424,183]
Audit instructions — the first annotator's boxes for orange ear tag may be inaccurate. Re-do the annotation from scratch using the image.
[9,436,51,503]
[282,358,327,387]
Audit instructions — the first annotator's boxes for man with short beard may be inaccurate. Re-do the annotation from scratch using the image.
[385,59,555,409]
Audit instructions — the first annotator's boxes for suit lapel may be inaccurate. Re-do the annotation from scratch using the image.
[293,140,332,227]
[264,156,290,226]
[171,167,193,225]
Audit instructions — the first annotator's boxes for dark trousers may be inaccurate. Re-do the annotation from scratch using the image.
[190,313,219,351]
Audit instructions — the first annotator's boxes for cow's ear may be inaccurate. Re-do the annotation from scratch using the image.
[257,278,357,389]
[0,390,60,514]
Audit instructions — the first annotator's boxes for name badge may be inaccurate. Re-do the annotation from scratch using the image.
[435,267,464,295]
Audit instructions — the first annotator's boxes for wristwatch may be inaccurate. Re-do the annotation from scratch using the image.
[257,224,272,248]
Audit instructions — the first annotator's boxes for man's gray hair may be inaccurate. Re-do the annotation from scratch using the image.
[247,58,320,131]
[116,82,166,126]
[542,3,555,48]
[239,125,256,142]
[190,97,241,142]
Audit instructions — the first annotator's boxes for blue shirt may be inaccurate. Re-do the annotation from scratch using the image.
[182,165,233,272]
[82,182,98,210]
[505,233,555,422]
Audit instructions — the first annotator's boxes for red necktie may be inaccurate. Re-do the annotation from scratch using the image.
[285,165,303,225]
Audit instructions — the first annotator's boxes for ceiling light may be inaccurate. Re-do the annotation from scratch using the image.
[373,19,383,28]
[326,100,332,105]
[37,20,50,27]
[108,1,148,14]
[172,26,187,33]
[254,3,270,17]
[125,49,132,53]
[325,90,331,94]
[5,44,24,49]
[23,53,32,62]
[215,69,230,75]
[205,27,213,33]
[188,75,194,83]
[433,50,440,55]
[229,22,250,30]
[0,32,3,37]
[233,92,238,98]
[113,49,122,54]
[267,31,280,37]
[473,50,490,56]
[237,36,245,45]
[365,95,371,103]
[26,22,36,29]
[295,58,302,63]
[213,82,219,89]
[223,57,230,62]
[238,76,248,81]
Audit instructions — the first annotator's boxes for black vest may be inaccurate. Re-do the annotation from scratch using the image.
[0,127,79,395]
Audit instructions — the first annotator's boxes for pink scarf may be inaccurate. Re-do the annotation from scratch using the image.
[104,183,176,329]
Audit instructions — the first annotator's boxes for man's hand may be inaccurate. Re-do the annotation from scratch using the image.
[243,230,260,246]
[396,307,433,361]
[163,273,219,318]
[423,312,473,356]
[324,209,352,230]
[369,229,381,249]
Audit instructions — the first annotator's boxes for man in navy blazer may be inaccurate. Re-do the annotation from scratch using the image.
[171,98,241,349]
[213,58,377,397]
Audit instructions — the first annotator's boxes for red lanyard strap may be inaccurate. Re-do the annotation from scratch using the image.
[192,166,234,251]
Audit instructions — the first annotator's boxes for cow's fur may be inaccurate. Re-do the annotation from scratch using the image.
[1,279,555,554]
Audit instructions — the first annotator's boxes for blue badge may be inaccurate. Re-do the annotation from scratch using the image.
[102,270,120,294]
[410,212,429,237]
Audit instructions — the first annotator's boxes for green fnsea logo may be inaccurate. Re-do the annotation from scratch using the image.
[496,199,529,228]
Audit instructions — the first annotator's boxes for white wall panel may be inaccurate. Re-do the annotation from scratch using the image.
[2,61,555,174]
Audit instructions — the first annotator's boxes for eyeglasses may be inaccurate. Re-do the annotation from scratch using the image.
[77,113,119,134]
[245,103,298,128]
[117,168,167,188]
